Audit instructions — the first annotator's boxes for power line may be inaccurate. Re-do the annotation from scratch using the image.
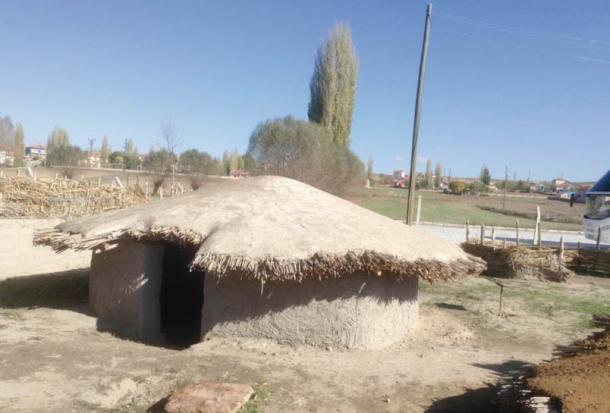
[436,11,610,50]
[436,26,610,65]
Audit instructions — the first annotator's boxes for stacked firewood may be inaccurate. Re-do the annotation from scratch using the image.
[0,176,147,218]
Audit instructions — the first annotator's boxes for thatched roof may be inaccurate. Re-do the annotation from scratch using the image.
[34,176,485,282]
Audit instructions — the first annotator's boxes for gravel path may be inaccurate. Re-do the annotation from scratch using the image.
[418,223,599,249]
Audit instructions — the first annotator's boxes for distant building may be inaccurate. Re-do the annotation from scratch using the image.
[25,145,47,160]
[393,170,406,179]
[88,151,102,168]
[229,170,249,179]
[0,151,15,166]
[551,178,573,192]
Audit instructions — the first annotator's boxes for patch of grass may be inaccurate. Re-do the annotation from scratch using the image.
[240,384,267,413]
[349,187,581,230]
[422,277,610,326]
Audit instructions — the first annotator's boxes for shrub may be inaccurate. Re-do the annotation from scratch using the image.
[247,116,364,195]
[449,181,468,194]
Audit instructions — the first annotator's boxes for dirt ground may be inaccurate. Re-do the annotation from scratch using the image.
[527,327,610,413]
[1,219,609,413]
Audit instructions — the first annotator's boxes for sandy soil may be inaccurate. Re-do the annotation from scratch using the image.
[0,219,90,279]
[0,219,608,412]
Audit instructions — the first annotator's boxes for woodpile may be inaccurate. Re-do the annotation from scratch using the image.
[0,176,147,218]
[462,243,574,282]
[569,249,610,278]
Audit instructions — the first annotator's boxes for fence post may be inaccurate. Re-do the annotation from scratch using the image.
[516,219,520,247]
[537,224,542,248]
[466,221,470,243]
[597,227,602,250]
[480,224,485,245]
[415,195,422,226]
[491,225,496,244]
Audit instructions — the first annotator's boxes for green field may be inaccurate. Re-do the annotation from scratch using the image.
[349,187,582,231]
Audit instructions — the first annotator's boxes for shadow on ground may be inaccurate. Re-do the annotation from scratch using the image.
[426,360,533,413]
[0,268,91,314]
[147,396,169,413]
[434,302,467,311]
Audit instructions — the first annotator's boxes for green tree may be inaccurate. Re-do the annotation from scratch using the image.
[0,116,16,150]
[100,136,111,165]
[47,128,84,166]
[308,23,359,148]
[434,162,442,188]
[14,123,25,167]
[480,164,491,186]
[108,151,124,167]
[123,138,139,169]
[247,116,364,195]
[179,149,219,174]
[424,159,433,189]
[449,181,468,194]
[143,149,176,173]
[366,157,374,183]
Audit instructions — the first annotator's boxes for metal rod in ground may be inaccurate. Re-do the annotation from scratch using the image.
[516,219,520,246]
[537,223,542,248]
[405,3,432,225]
[559,236,564,259]
[480,224,485,245]
[597,227,602,250]
[491,226,496,243]
[466,220,470,243]
[498,284,504,315]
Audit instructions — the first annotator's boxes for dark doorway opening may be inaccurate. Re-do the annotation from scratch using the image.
[159,243,204,348]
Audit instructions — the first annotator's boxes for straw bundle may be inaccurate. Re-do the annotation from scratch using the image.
[0,176,147,218]
[462,243,573,281]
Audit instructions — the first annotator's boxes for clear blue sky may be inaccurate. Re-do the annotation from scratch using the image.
[1,0,609,181]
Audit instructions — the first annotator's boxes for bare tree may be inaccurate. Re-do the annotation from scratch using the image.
[160,119,182,154]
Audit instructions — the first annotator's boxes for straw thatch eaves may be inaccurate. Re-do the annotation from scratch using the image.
[35,176,485,282]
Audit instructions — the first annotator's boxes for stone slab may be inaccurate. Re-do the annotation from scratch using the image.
[164,382,253,413]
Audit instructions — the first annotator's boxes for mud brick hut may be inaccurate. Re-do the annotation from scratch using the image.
[35,176,484,349]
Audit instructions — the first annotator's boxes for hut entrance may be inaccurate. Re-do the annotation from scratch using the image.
[159,243,204,348]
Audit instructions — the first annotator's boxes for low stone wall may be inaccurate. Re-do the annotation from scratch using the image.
[201,274,418,350]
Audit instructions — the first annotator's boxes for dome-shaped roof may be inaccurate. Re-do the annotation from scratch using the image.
[35,176,484,282]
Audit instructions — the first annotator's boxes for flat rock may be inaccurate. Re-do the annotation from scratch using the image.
[164,382,253,413]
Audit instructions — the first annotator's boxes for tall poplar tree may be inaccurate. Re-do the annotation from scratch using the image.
[14,123,25,167]
[308,23,359,148]
[100,136,111,165]
[434,162,442,188]
[424,159,433,189]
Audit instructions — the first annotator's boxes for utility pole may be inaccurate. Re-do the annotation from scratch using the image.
[406,3,432,225]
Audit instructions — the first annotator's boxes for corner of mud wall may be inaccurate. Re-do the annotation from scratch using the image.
[89,241,165,340]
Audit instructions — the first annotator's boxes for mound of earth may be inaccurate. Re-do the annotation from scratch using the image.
[527,318,610,413]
